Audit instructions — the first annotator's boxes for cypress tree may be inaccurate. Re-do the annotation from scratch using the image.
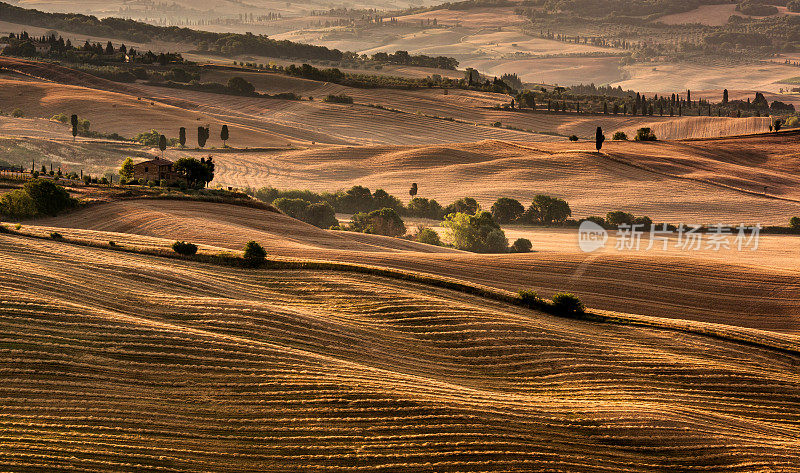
[595,127,605,152]
[71,114,78,141]
[220,125,229,146]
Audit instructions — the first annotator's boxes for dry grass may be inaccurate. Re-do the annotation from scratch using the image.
[396,7,528,27]
[0,232,799,470]
[159,134,800,224]
[22,198,800,334]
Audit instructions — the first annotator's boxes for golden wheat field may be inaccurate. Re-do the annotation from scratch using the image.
[3,32,800,471]
[24,199,800,334]
[163,133,800,225]
[1,232,799,471]
[2,57,774,150]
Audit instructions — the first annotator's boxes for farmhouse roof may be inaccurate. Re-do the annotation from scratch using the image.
[135,157,174,166]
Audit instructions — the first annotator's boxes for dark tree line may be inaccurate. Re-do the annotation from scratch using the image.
[0,1,342,61]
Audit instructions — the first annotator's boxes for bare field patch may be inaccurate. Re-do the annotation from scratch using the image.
[614,61,800,97]
[396,7,528,27]
[613,116,770,140]
[656,4,739,26]
[657,3,800,25]
[469,55,625,87]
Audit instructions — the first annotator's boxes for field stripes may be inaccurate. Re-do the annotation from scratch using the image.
[0,234,799,470]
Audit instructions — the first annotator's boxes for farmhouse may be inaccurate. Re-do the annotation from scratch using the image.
[133,157,184,184]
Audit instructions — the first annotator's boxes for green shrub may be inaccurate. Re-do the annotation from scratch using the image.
[415,227,442,246]
[569,135,579,141]
[552,293,585,316]
[227,76,256,95]
[0,189,37,219]
[444,197,479,216]
[51,113,69,123]
[791,217,800,229]
[484,228,509,253]
[11,108,24,118]
[491,197,525,224]
[407,197,444,220]
[581,216,606,228]
[511,238,532,253]
[612,131,628,140]
[323,94,353,104]
[274,197,310,219]
[50,232,63,240]
[523,195,572,225]
[23,179,76,217]
[134,129,163,146]
[442,211,508,253]
[243,241,266,267]
[634,127,657,141]
[351,208,406,237]
[518,289,541,307]
[606,210,635,226]
[109,241,116,247]
[305,202,338,229]
[172,241,198,255]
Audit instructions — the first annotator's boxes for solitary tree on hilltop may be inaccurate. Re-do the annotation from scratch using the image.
[70,114,78,141]
[179,127,186,147]
[220,125,229,147]
[596,127,605,152]
[409,183,418,198]
[723,89,729,105]
[198,126,208,148]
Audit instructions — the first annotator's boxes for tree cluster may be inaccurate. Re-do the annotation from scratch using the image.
[173,157,214,188]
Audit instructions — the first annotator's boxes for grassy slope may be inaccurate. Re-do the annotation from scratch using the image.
[1,57,769,151]
[1,232,799,471]
[24,199,800,334]
[194,136,800,224]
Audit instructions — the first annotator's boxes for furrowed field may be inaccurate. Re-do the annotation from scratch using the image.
[1,233,799,471]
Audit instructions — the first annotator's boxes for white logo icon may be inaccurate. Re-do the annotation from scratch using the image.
[578,221,608,253]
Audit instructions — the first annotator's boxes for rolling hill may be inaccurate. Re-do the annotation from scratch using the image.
[179,135,800,224]
[1,231,799,471]
[1,56,775,152]
[26,199,800,334]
